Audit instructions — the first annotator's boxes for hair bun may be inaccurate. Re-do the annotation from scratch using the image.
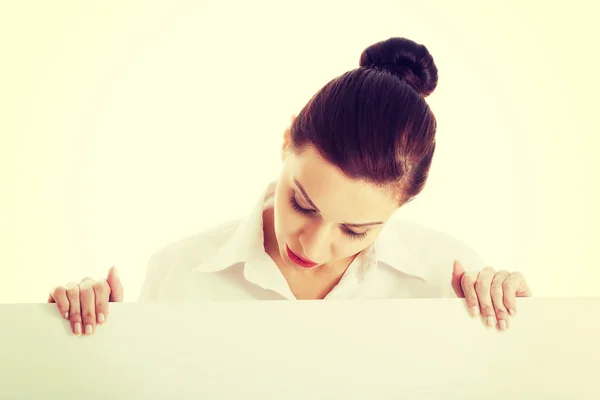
[359,37,438,97]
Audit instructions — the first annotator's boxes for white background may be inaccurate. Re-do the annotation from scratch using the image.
[1,0,598,302]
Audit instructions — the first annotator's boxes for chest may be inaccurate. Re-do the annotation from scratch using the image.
[284,274,343,300]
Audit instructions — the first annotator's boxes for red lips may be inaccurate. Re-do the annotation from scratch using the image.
[286,244,318,268]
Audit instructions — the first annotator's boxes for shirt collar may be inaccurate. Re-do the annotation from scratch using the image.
[192,181,276,273]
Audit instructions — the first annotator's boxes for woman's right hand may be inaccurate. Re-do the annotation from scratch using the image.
[48,266,124,336]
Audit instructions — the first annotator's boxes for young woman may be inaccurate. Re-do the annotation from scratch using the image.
[48,37,532,336]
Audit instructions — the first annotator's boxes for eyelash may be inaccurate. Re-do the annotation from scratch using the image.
[288,195,368,240]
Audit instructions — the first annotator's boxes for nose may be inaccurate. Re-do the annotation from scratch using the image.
[298,222,332,262]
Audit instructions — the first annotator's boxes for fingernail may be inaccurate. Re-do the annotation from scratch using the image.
[498,320,507,331]
[113,266,119,277]
[509,309,516,316]
[74,323,81,336]
[98,313,105,324]
[85,324,92,335]
[486,316,495,327]
[64,312,69,319]
[470,306,480,317]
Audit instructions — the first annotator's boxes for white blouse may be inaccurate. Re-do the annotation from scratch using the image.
[138,181,485,301]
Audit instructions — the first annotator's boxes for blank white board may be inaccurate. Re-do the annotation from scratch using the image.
[1,298,599,399]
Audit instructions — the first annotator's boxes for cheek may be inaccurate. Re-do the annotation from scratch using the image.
[273,189,302,238]
[333,241,368,260]
[275,206,303,237]
[332,228,381,260]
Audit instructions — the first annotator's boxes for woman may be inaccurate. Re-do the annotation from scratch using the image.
[48,37,532,336]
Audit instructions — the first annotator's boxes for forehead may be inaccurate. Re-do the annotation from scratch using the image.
[285,146,398,223]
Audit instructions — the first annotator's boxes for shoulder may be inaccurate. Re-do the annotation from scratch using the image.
[151,218,241,267]
[137,217,243,301]
[394,216,484,267]
[377,215,485,283]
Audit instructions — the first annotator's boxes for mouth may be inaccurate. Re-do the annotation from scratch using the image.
[285,244,318,268]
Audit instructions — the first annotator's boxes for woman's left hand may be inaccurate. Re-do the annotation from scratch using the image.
[451,260,532,331]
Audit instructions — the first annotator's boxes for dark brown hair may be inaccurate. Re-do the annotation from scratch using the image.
[290,37,439,205]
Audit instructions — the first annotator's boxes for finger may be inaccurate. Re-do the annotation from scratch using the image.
[93,280,111,325]
[79,277,96,335]
[460,270,480,317]
[107,266,124,302]
[502,272,529,315]
[491,270,512,331]
[513,271,532,297]
[474,267,496,328]
[48,287,70,320]
[451,260,465,297]
[65,282,82,336]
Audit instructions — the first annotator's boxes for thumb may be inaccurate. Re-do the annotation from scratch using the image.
[106,266,124,302]
[451,259,466,297]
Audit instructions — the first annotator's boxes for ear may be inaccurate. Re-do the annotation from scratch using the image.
[281,114,297,160]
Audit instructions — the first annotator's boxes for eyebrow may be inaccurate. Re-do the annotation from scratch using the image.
[293,179,384,228]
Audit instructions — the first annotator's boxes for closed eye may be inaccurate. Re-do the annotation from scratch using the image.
[343,228,368,240]
[289,195,369,240]
[289,195,314,215]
